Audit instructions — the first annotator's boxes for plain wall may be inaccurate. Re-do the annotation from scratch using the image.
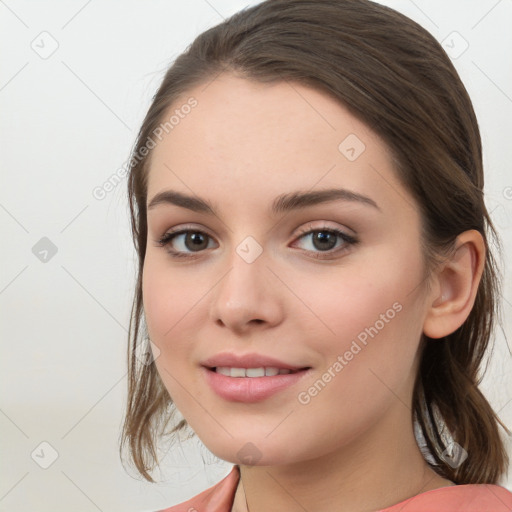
[1,1,511,510]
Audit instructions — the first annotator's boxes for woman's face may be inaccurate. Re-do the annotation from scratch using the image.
[142,73,432,466]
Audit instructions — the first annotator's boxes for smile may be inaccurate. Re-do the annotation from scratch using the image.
[203,366,311,402]
[212,367,299,377]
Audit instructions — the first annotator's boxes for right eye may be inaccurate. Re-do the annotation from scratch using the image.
[156,227,217,259]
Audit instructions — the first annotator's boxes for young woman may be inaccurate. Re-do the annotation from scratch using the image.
[120,0,512,510]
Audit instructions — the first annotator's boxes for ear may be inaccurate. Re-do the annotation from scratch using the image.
[423,230,486,339]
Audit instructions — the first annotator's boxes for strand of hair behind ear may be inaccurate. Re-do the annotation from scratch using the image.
[414,265,510,484]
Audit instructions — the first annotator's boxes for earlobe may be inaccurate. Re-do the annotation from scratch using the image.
[423,230,486,339]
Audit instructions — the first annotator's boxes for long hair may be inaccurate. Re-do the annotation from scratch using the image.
[119,0,509,484]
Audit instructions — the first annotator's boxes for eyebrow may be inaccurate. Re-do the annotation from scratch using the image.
[147,188,381,215]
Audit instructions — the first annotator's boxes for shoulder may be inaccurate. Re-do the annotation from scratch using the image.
[381,483,512,512]
[157,465,240,512]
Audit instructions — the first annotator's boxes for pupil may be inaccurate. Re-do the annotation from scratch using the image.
[314,231,336,250]
[188,232,207,251]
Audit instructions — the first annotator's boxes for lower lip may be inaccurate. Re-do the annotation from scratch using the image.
[202,367,311,403]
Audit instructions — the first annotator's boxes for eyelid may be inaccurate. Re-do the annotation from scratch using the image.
[294,221,356,238]
[157,220,354,240]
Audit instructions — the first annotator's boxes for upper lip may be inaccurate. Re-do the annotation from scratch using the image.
[202,352,309,371]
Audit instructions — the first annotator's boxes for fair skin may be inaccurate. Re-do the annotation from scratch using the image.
[142,73,485,512]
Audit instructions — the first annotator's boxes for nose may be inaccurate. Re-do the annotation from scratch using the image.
[209,248,284,334]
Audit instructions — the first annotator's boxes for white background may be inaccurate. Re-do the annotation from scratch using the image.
[1,1,511,511]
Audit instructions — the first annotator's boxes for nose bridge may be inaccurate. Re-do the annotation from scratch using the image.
[220,235,267,306]
[210,233,281,329]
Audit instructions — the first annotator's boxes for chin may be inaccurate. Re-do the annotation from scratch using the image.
[196,434,303,468]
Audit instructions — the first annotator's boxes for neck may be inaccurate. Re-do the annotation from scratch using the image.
[232,403,452,512]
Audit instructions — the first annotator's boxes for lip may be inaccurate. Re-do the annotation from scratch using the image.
[201,352,311,403]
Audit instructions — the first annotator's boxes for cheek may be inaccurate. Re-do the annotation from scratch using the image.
[143,255,195,337]
[292,248,426,418]
[142,256,201,373]
[142,258,204,408]
[295,251,425,358]
[291,247,427,411]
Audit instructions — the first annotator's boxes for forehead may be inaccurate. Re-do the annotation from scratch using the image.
[146,73,413,218]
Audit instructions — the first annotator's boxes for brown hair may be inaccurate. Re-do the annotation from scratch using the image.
[120,0,509,484]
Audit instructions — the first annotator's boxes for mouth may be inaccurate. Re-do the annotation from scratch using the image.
[202,363,312,402]
[206,366,309,377]
[200,352,312,401]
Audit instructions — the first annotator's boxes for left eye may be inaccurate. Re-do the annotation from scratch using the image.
[156,226,357,259]
[293,227,357,255]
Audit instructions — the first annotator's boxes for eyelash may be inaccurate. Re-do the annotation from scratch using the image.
[155,224,358,260]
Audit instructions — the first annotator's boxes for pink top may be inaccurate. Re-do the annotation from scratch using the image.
[158,465,512,512]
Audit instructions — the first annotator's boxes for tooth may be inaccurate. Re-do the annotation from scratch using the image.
[246,367,265,377]
[215,366,295,377]
[231,367,246,378]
